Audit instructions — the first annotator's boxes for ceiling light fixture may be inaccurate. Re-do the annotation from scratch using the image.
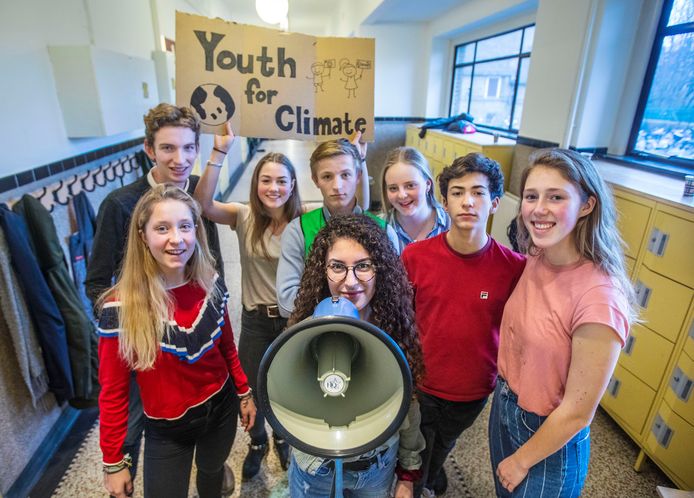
[255,0,288,25]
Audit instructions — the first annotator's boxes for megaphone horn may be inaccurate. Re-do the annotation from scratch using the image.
[257,297,413,460]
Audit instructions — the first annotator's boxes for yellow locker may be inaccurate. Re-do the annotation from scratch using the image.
[440,138,455,165]
[644,400,694,490]
[625,256,636,279]
[684,315,694,362]
[405,127,417,147]
[663,349,694,427]
[613,192,654,259]
[642,208,694,289]
[427,156,445,202]
[619,324,675,391]
[427,137,443,161]
[601,364,657,437]
[634,266,693,343]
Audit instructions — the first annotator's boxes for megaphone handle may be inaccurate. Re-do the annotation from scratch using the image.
[329,458,344,498]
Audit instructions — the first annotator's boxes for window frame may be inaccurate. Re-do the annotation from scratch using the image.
[448,23,534,135]
[626,0,694,173]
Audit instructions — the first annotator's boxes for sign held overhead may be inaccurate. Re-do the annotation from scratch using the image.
[176,12,375,141]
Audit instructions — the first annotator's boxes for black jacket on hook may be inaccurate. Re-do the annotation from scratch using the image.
[0,204,74,403]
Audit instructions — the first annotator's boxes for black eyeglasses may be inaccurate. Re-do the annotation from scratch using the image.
[326,261,376,283]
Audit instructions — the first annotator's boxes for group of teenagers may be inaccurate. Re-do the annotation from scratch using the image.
[90,103,636,498]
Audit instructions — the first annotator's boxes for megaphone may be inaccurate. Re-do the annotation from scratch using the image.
[257,297,413,461]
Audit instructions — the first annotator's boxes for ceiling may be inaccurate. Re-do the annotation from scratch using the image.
[363,0,467,24]
[222,0,468,35]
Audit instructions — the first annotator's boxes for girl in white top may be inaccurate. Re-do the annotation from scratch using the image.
[194,123,303,479]
[380,147,449,252]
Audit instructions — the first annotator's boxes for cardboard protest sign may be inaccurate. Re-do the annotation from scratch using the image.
[176,12,375,141]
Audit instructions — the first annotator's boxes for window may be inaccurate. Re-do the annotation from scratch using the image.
[449,25,534,134]
[628,0,694,170]
[485,77,501,98]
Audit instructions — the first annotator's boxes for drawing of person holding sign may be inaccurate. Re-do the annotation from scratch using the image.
[340,58,371,98]
[307,60,334,92]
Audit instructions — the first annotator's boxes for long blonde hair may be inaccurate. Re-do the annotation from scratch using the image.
[100,185,219,370]
[516,148,638,323]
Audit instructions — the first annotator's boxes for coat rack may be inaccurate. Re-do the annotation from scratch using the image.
[33,154,139,212]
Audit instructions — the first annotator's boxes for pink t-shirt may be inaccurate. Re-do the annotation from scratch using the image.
[497,254,629,416]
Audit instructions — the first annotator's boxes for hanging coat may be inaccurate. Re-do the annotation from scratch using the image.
[68,192,96,320]
[0,204,74,403]
[13,195,99,408]
[0,228,49,406]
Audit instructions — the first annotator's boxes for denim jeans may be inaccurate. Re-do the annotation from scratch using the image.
[143,381,239,498]
[414,390,487,496]
[488,377,590,498]
[288,442,398,498]
[238,307,287,445]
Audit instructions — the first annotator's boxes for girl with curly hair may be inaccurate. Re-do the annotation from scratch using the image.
[287,214,425,498]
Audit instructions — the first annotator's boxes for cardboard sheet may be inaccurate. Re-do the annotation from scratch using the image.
[176,12,375,141]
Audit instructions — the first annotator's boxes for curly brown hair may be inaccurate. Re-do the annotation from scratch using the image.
[288,214,425,384]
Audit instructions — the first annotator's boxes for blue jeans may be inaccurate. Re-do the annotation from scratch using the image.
[238,307,287,444]
[143,381,239,498]
[488,377,590,498]
[288,442,398,498]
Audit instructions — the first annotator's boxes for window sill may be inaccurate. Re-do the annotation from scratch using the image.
[599,153,693,179]
[593,156,694,211]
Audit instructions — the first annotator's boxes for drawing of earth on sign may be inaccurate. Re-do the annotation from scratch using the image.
[190,84,235,125]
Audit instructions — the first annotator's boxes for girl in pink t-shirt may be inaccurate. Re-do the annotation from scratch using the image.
[489,149,636,497]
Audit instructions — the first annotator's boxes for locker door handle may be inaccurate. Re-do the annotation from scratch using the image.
[651,414,673,448]
[655,232,669,256]
[623,335,636,356]
[670,367,693,402]
[647,228,661,254]
[634,281,652,308]
[688,320,694,341]
[607,377,621,397]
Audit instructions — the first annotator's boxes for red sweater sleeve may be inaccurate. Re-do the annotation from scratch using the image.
[218,306,250,396]
[98,336,131,464]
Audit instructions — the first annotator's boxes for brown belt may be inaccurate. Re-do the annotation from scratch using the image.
[256,304,281,318]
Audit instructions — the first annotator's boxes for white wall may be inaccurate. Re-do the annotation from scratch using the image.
[517,0,595,145]
[572,0,644,149]
[0,0,250,178]
[519,0,660,150]
[356,24,429,117]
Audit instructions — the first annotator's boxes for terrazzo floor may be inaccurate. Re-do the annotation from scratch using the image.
[46,139,676,497]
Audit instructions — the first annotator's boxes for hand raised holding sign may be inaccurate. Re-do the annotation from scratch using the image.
[212,121,236,156]
[350,130,370,211]
[350,130,367,161]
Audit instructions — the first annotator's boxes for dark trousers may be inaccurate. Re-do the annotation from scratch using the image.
[415,390,487,496]
[123,374,145,479]
[237,307,287,445]
[143,381,239,498]
[109,374,145,498]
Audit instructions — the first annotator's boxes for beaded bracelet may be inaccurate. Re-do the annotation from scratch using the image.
[239,388,253,401]
[103,454,132,474]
